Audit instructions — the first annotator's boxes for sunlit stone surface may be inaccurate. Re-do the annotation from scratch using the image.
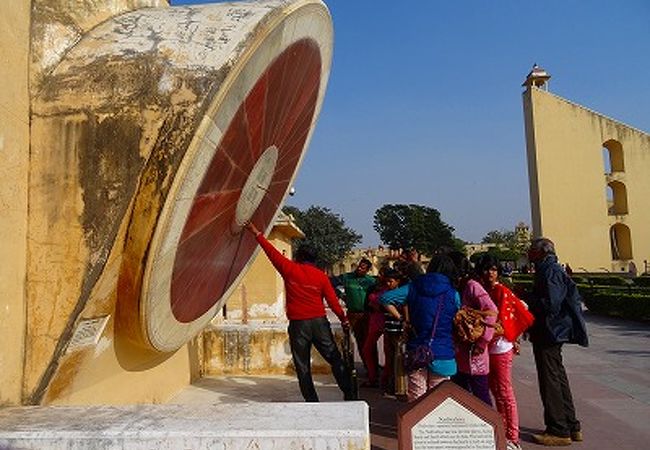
[0,403,370,449]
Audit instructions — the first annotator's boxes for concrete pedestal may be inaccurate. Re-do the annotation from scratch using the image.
[0,402,369,449]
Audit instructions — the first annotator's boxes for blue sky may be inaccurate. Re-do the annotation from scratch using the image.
[173,0,650,246]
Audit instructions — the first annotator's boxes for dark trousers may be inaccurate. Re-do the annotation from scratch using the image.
[288,317,352,402]
[532,342,581,437]
[347,312,368,367]
[452,372,492,406]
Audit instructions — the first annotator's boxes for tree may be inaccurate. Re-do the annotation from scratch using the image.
[373,204,458,256]
[469,247,521,264]
[478,223,531,262]
[481,229,516,248]
[282,205,361,269]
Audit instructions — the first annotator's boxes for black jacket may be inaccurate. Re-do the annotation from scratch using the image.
[528,255,588,347]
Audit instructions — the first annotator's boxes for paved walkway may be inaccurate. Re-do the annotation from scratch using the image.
[171,313,650,449]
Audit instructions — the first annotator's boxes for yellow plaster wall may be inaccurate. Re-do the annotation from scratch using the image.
[44,328,194,405]
[222,230,293,322]
[36,224,196,406]
[0,1,30,405]
[201,325,342,376]
[524,87,650,272]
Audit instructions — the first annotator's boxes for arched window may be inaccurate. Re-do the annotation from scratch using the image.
[610,224,633,260]
[602,139,624,174]
[606,181,628,215]
[605,185,614,214]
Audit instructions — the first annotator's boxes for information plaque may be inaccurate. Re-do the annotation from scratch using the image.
[398,381,506,450]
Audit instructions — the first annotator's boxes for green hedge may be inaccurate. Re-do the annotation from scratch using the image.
[633,276,650,288]
[571,276,590,285]
[584,292,650,321]
[512,279,650,321]
[511,279,533,290]
[512,274,533,282]
[585,276,629,286]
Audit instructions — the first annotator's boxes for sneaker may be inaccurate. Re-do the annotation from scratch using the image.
[382,391,397,400]
[571,430,583,442]
[506,441,522,450]
[532,432,572,446]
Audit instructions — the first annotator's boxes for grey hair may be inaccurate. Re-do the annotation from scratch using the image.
[530,237,556,255]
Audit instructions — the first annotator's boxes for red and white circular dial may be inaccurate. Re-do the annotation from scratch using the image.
[140,6,332,352]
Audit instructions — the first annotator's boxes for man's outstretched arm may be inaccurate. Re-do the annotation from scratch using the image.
[243,222,292,276]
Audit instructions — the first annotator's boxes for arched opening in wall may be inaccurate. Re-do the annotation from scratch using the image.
[610,223,633,260]
[605,185,614,214]
[606,181,628,215]
[602,139,624,174]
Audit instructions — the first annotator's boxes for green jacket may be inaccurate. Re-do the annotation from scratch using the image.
[332,272,376,312]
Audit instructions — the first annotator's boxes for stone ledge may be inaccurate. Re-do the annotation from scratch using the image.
[201,324,348,376]
[0,402,369,449]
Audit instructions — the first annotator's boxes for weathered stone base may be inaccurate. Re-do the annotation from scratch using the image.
[0,402,369,449]
[201,322,348,376]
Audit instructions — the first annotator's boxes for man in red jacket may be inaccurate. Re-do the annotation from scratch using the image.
[244,222,353,402]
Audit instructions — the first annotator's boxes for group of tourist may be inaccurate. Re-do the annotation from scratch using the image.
[244,222,589,449]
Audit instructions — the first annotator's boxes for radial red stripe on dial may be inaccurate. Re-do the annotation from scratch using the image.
[170,38,321,323]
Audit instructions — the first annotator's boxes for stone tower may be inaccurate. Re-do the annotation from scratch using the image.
[523,65,650,273]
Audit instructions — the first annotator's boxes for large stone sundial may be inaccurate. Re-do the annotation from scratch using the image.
[16,0,333,403]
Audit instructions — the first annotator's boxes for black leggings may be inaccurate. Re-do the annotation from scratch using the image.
[452,372,493,406]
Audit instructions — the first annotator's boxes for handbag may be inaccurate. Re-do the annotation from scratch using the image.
[403,297,443,372]
[453,306,498,344]
[492,284,535,342]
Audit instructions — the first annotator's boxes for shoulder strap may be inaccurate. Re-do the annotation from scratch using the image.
[428,292,447,343]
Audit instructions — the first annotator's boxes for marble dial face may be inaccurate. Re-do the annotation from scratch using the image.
[141,27,329,352]
[171,39,321,323]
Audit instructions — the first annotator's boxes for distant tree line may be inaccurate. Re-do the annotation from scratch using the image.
[283,203,468,269]
[474,224,532,263]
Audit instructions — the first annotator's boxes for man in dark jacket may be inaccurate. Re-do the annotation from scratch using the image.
[527,237,588,446]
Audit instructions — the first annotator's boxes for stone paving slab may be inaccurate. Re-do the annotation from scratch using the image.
[174,313,650,450]
[0,403,369,450]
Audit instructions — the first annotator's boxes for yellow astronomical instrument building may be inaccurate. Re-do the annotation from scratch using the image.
[523,66,650,275]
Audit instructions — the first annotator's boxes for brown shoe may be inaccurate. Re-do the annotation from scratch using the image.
[532,432,572,446]
[571,431,583,442]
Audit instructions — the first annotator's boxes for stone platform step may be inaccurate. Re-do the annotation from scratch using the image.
[0,402,369,449]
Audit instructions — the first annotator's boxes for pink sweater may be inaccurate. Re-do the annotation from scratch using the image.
[455,279,498,375]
